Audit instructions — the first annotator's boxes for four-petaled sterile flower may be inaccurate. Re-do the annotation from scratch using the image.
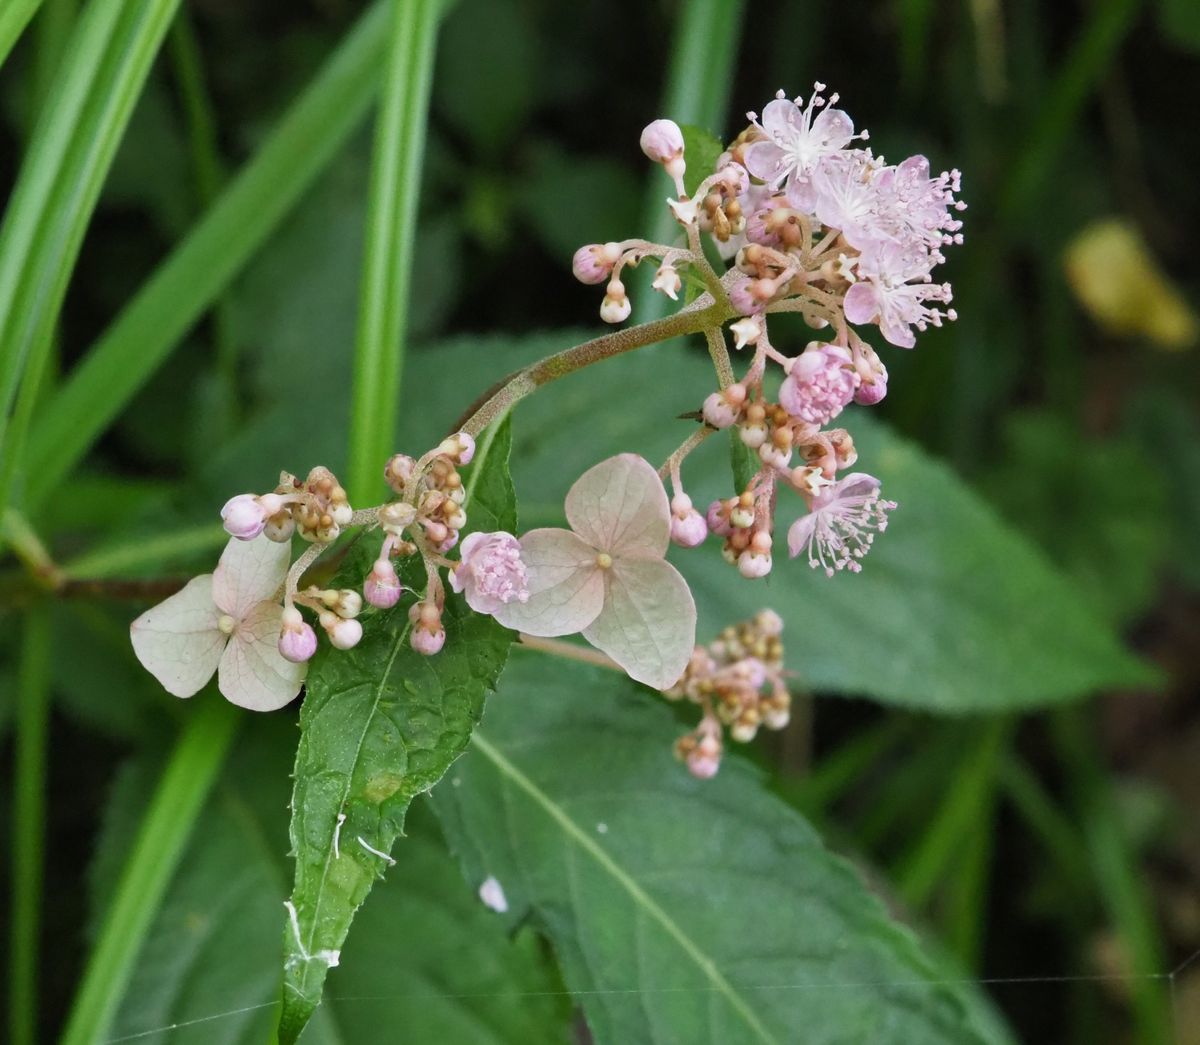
[130,536,306,710]
[450,531,531,614]
[787,473,897,576]
[492,454,696,689]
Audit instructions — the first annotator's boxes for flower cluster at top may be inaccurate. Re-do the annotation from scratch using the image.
[573,85,964,580]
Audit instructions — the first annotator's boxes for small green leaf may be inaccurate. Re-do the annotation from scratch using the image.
[679,123,725,197]
[433,649,1015,1044]
[278,418,517,1043]
[730,427,758,490]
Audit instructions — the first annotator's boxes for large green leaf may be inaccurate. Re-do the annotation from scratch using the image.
[279,417,517,1042]
[432,648,1014,1044]
[399,331,1153,711]
[93,717,569,1044]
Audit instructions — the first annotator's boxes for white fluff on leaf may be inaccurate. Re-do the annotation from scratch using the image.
[493,454,696,689]
[130,536,306,711]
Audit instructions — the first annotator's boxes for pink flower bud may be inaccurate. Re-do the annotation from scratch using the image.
[639,119,684,165]
[364,558,403,609]
[706,500,733,537]
[756,609,784,637]
[572,244,614,285]
[854,368,888,406]
[686,734,722,779]
[671,510,709,548]
[221,494,271,540]
[411,626,445,656]
[727,275,761,316]
[700,391,739,431]
[737,549,772,579]
[278,607,318,663]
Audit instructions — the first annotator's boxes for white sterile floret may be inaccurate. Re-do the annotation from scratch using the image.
[130,536,306,711]
[491,454,697,689]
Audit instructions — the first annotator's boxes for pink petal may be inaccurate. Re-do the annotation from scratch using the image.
[843,281,880,325]
[212,536,292,619]
[743,141,789,183]
[130,575,225,698]
[490,528,606,636]
[582,558,696,689]
[564,454,670,560]
[811,107,854,147]
[217,601,306,711]
[759,97,801,139]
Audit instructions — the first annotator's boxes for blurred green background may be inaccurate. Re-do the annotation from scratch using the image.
[1,0,1198,1042]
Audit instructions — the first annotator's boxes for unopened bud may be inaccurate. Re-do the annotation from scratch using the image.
[278,607,318,663]
[639,119,685,165]
[364,558,403,609]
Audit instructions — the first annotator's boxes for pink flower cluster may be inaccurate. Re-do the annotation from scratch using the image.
[664,610,791,779]
[569,83,961,579]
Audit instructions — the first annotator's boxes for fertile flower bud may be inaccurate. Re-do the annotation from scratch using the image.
[729,503,755,530]
[686,733,721,779]
[439,431,475,465]
[669,495,707,548]
[278,607,318,664]
[702,391,739,429]
[640,118,685,174]
[384,453,416,493]
[364,558,403,609]
[333,589,362,619]
[599,280,631,324]
[411,626,445,656]
[854,368,888,406]
[572,243,617,285]
[737,549,773,579]
[327,617,363,651]
[379,501,418,532]
[221,493,283,541]
[263,511,295,543]
[739,420,767,450]
[756,609,784,637]
[706,500,733,537]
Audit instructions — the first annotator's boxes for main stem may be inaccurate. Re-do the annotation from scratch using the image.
[453,299,730,437]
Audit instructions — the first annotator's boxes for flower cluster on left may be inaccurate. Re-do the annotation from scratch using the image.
[131,431,533,710]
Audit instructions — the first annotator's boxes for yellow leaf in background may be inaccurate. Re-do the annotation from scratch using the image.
[1063,218,1198,350]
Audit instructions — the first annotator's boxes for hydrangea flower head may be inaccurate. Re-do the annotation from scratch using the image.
[130,536,306,710]
[492,454,696,689]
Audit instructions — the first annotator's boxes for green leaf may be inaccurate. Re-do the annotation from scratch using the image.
[94,718,570,1045]
[401,332,1154,710]
[22,1,390,510]
[679,123,725,197]
[279,418,517,1042]
[0,0,44,69]
[432,649,1015,1045]
[730,427,759,491]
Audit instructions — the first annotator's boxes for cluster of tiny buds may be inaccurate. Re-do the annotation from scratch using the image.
[665,610,789,779]
[221,465,353,546]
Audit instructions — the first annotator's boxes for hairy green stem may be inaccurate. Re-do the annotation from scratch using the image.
[455,300,729,437]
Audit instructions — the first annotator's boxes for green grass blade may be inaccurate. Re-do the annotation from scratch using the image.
[346,0,440,502]
[59,699,239,1045]
[9,607,51,1045]
[23,1,390,510]
[0,0,181,507]
[635,0,745,325]
[0,0,45,68]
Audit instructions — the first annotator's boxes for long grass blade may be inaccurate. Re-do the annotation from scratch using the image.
[0,0,181,507]
[346,0,440,501]
[23,1,389,509]
[59,700,239,1045]
[0,0,45,69]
